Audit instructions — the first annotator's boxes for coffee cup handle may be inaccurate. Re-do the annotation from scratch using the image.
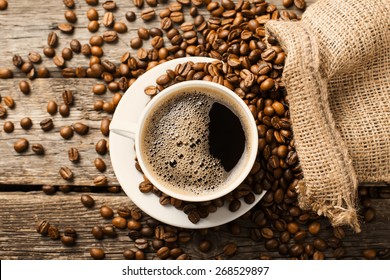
[109,120,138,140]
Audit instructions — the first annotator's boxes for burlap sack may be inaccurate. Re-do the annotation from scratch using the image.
[265,0,390,232]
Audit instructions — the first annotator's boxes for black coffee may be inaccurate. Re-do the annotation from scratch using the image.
[141,89,251,196]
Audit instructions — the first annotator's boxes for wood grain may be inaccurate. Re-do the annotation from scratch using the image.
[0,192,388,260]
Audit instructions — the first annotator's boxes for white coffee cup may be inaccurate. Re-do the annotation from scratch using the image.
[110,80,258,202]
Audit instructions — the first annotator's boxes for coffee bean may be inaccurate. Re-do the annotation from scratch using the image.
[95,139,108,155]
[0,105,7,118]
[114,21,127,33]
[28,51,41,64]
[92,226,104,240]
[103,30,118,43]
[47,101,58,115]
[157,246,170,259]
[100,118,110,137]
[14,138,29,153]
[12,55,24,68]
[364,207,376,222]
[288,244,304,257]
[333,226,345,239]
[43,47,55,58]
[21,62,33,74]
[47,31,58,47]
[3,96,15,109]
[333,247,345,259]
[223,243,237,256]
[53,55,65,68]
[88,20,99,32]
[48,225,60,240]
[261,227,274,239]
[42,185,56,195]
[94,175,107,186]
[229,199,241,212]
[103,102,115,114]
[59,166,73,180]
[58,23,74,34]
[90,248,105,260]
[103,12,114,27]
[102,225,117,238]
[198,240,212,252]
[265,238,279,250]
[68,147,79,162]
[103,0,116,10]
[3,121,14,133]
[62,47,73,60]
[93,84,107,95]
[72,122,89,135]
[294,0,306,10]
[100,205,114,219]
[93,157,106,172]
[137,27,149,40]
[112,217,127,229]
[141,8,155,21]
[123,249,135,260]
[63,0,75,8]
[135,238,149,250]
[60,125,73,139]
[81,194,95,208]
[40,118,54,132]
[313,237,328,251]
[32,144,45,155]
[64,10,77,23]
[0,68,13,79]
[125,11,136,22]
[36,220,50,235]
[283,0,294,8]
[130,37,143,49]
[308,221,321,235]
[313,251,325,260]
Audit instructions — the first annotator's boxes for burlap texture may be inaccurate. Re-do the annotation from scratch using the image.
[265,0,390,232]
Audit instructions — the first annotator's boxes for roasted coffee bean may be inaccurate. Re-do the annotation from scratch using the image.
[294,0,306,10]
[88,20,99,32]
[95,139,108,155]
[333,227,345,239]
[261,227,274,239]
[0,68,13,79]
[103,102,115,114]
[283,0,294,8]
[288,244,304,257]
[127,219,142,231]
[103,30,118,43]
[170,11,184,23]
[313,251,325,260]
[43,47,55,58]
[62,90,73,105]
[0,0,8,10]
[60,125,73,139]
[68,147,79,162]
[102,0,116,10]
[92,226,104,240]
[63,0,75,8]
[40,118,54,132]
[61,228,77,246]
[91,46,103,56]
[151,36,164,49]
[112,217,127,229]
[223,243,237,256]
[141,8,155,21]
[135,238,149,250]
[14,138,29,153]
[48,225,60,240]
[90,248,105,260]
[64,10,77,23]
[3,121,14,133]
[32,144,45,155]
[114,21,127,33]
[308,221,321,235]
[47,101,58,115]
[0,105,7,118]
[199,240,211,252]
[81,194,95,208]
[36,220,50,235]
[21,62,33,74]
[157,246,170,259]
[58,23,74,34]
[3,96,15,109]
[229,199,241,212]
[94,175,107,186]
[123,249,135,260]
[133,0,144,8]
[130,37,143,49]
[28,51,41,63]
[137,27,149,40]
[333,247,345,259]
[125,11,136,22]
[313,237,328,251]
[100,205,114,219]
[94,157,107,172]
[47,32,58,47]
[59,166,73,180]
[100,118,110,136]
[73,122,89,135]
[62,48,73,60]
[116,206,131,218]
[102,12,114,27]
[53,55,65,68]
[364,207,376,222]
[93,84,107,95]
[102,225,117,238]
[58,104,70,117]
[12,54,24,68]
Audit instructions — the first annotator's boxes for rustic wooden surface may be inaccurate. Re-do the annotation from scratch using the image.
[0,0,389,260]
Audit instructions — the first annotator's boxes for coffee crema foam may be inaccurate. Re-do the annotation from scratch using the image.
[141,90,246,196]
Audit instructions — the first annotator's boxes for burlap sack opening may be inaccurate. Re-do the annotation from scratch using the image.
[265,0,390,232]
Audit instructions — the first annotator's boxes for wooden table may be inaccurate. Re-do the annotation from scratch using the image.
[0,0,389,260]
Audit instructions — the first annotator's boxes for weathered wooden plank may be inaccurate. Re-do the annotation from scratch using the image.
[0,78,118,186]
[0,192,389,260]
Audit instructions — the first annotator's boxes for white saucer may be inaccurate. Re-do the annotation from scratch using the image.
[109,57,266,229]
